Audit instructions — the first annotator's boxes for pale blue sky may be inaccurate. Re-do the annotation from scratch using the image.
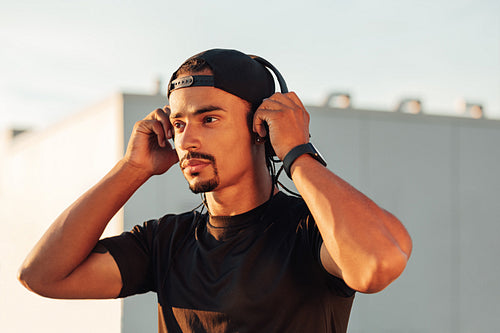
[1,0,499,129]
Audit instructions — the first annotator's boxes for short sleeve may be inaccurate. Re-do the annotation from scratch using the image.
[301,212,356,298]
[98,219,158,298]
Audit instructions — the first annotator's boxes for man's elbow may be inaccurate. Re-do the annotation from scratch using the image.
[18,264,39,294]
[353,249,410,294]
[17,264,50,297]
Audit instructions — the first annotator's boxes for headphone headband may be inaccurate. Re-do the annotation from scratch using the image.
[249,55,288,94]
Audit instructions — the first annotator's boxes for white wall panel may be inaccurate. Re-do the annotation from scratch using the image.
[0,95,124,333]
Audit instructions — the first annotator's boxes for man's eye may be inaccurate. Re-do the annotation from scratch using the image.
[173,122,184,129]
[204,116,218,124]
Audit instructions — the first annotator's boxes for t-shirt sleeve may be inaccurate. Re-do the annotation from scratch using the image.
[300,210,356,298]
[98,219,158,298]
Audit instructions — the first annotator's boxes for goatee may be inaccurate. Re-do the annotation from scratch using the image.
[180,151,220,194]
[189,176,219,194]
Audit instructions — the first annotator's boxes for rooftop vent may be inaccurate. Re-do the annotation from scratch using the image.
[395,98,422,114]
[455,99,484,119]
[321,92,351,109]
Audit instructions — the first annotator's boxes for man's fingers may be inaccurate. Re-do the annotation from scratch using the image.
[285,92,306,110]
[258,96,289,111]
[162,106,173,139]
[151,121,167,147]
[252,115,268,138]
[146,108,172,140]
[266,92,307,116]
[252,91,310,159]
[136,120,167,148]
[266,92,297,106]
[253,96,292,136]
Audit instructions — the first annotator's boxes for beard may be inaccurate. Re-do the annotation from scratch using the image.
[189,173,219,194]
[181,151,220,194]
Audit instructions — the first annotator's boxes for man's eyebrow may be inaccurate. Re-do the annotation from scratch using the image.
[170,105,226,119]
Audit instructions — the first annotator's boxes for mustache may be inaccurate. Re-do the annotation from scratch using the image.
[180,151,216,165]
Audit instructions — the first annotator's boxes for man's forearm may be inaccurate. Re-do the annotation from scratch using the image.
[18,159,150,290]
[290,154,412,293]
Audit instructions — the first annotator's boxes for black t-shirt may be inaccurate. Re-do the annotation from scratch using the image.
[100,192,355,333]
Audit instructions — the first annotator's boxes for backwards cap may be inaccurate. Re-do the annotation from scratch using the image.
[167,49,275,106]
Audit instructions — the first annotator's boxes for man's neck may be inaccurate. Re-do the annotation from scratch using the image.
[205,169,275,217]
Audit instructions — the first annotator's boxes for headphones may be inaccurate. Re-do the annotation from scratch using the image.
[249,55,289,94]
[248,55,289,158]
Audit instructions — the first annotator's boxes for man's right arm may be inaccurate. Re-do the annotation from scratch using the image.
[18,108,176,299]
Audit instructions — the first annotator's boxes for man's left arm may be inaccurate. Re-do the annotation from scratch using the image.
[254,92,412,294]
[291,154,412,293]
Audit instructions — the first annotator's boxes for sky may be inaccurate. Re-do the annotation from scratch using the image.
[1,0,499,130]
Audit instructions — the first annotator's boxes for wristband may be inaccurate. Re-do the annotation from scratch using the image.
[282,143,327,179]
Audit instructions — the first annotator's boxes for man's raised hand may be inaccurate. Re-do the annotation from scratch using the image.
[123,107,179,177]
[253,92,310,160]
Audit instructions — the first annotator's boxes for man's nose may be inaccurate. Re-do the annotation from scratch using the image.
[176,123,200,151]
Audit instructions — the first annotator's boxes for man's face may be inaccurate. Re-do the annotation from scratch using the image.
[168,81,254,194]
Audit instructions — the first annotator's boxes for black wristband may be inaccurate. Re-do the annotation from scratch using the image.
[282,143,327,179]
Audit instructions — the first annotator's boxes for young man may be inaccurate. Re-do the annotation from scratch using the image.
[19,49,412,332]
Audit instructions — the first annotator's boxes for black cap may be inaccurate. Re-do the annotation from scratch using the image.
[167,49,275,106]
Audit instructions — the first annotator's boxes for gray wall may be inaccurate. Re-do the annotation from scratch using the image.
[306,107,500,333]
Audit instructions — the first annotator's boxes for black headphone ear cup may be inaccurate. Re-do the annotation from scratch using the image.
[262,122,276,157]
[265,140,276,158]
[249,54,288,157]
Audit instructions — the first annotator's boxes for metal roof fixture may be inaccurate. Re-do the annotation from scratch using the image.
[455,99,484,119]
[321,92,351,109]
[395,98,422,114]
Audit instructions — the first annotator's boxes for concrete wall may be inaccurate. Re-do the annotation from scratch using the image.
[306,107,500,333]
[2,93,499,332]
[0,95,125,333]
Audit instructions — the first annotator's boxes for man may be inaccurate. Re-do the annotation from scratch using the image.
[19,49,412,332]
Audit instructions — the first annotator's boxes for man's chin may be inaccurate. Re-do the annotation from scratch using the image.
[188,178,219,194]
[182,165,220,194]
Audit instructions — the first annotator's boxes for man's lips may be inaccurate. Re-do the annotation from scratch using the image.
[181,158,211,173]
